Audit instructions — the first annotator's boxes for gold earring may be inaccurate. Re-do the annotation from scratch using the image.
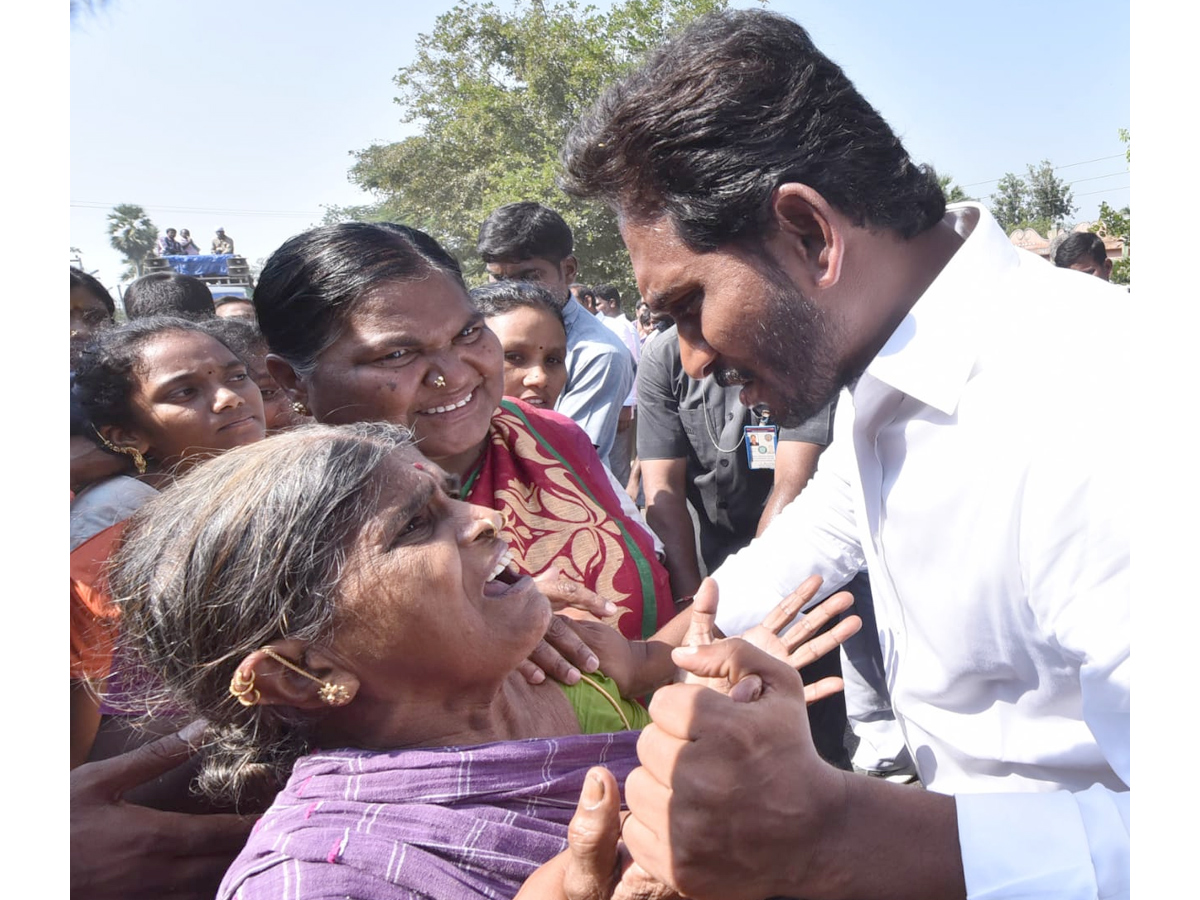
[229,669,260,706]
[432,374,447,389]
[292,400,310,416]
[95,430,148,475]
[259,647,351,707]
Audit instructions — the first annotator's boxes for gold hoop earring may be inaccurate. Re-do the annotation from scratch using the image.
[259,647,351,707]
[292,400,310,416]
[94,430,148,475]
[229,669,260,707]
[431,374,447,389]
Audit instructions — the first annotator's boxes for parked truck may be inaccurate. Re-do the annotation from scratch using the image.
[142,252,255,301]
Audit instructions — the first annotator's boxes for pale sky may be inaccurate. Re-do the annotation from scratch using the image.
[71,0,1130,294]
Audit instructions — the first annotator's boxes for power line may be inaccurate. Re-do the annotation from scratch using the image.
[1074,186,1128,198]
[959,154,1127,189]
[70,201,325,218]
[1066,171,1129,186]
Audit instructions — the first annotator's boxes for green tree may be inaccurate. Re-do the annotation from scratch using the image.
[937,174,972,204]
[1024,159,1075,231]
[340,0,731,297]
[1092,201,1130,285]
[989,173,1030,233]
[106,203,159,279]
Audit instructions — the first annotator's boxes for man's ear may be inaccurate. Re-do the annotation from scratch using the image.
[234,640,360,711]
[266,354,307,407]
[768,183,845,290]
[97,423,151,457]
[1103,258,1114,279]
[560,255,579,286]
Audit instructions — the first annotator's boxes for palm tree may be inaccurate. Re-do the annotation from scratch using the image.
[106,204,159,279]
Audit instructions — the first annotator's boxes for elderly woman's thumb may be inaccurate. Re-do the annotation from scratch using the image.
[562,767,622,900]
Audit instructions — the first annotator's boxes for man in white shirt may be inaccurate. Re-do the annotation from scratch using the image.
[478,203,634,468]
[559,9,1128,900]
[593,283,640,487]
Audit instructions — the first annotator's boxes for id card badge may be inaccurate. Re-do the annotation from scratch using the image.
[744,425,777,470]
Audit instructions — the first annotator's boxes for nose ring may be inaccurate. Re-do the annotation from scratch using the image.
[432,374,447,389]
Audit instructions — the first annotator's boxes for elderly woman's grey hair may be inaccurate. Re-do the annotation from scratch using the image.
[107,421,415,806]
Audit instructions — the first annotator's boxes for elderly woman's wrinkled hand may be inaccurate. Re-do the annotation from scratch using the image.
[681,575,862,705]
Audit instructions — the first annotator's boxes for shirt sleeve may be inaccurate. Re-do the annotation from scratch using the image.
[958,384,1129,900]
[710,420,865,637]
[603,465,665,557]
[635,331,690,461]
[557,342,632,463]
[777,395,837,446]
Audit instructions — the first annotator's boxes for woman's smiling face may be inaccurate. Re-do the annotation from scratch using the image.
[298,272,504,474]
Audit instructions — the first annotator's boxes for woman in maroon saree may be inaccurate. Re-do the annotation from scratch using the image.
[253,222,672,643]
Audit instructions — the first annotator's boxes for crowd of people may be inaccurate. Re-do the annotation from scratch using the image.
[153,226,235,257]
[69,9,1128,900]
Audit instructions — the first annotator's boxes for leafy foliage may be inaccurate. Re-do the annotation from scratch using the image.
[989,173,1030,233]
[937,174,972,204]
[106,204,159,280]
[1092,201,1130,285]
[339,0,732,296]
[988,160,1076,235]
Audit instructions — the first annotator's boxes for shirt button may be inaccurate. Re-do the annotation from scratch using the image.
[727,413,734,421]
[719,458,730,467]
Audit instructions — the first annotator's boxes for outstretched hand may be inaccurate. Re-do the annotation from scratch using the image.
[71,722,257,900]
[680,575,861,705]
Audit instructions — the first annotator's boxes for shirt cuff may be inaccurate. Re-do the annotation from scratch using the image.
[955,786,1129,899]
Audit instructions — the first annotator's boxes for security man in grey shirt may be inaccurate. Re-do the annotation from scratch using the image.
[637,324,835,600]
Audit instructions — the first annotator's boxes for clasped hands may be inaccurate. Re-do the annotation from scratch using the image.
[518,573,861,899]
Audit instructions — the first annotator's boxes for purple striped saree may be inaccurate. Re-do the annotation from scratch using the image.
[218,731,640,900]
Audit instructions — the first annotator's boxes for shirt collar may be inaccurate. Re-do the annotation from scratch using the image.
[861,203,1020,417]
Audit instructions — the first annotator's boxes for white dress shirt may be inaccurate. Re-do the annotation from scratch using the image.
[712,203,1129,900]
[598,312,641,407]
[557,298,635,461]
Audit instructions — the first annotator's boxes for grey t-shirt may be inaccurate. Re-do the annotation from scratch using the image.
[636,324,835,571]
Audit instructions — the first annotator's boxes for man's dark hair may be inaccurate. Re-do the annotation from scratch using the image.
[1054,232,1107,269]
[123,272,216,320]
[593,283,621,304]
[477,202,574,263]
[560,9,946,251]
[71,267,116,317]
[469,281,566,330]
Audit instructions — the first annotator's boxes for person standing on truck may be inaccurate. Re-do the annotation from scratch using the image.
[155,228,182,256]
[211,227,235,255]
[178,229,202,255]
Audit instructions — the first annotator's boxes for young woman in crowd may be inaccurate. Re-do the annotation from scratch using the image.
[204,316,311,434]
[470,280,569,410]
[470,280,662,557]
[253,223,674,650]
[70,316,267,768]
[106,422,859,899]
[70,267,115,366]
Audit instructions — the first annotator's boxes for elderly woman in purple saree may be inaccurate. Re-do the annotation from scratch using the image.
[107,423,857,900]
